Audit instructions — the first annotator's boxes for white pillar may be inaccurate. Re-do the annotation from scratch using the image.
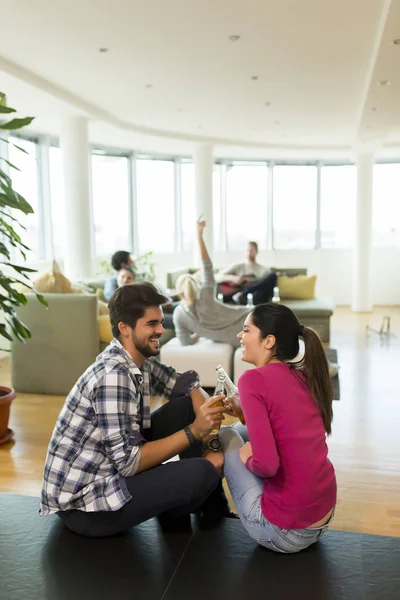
[194,143,213,263]
[60,117,92,280]
[352,152,374,312]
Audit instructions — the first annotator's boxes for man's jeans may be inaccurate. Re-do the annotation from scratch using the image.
[220,424,333,553]
[59,396,220,537]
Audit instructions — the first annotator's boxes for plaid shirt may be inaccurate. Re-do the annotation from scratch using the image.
[40,339,199,515]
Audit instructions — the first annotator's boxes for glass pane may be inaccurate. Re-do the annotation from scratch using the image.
[136,159,175,253]
[9,137,39,260]
[181,163,222,252]
[373,163,400,248]
[49,146,64,260]
[226,164,268,250]
[320,165,356,248]
[273,165,317,249]
[92,155,131,256]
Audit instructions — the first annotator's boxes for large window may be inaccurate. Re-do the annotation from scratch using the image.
[225,164,268,250]
[320,165,356,248]
[49,146,64,259]
[92,154,131,257]
[273,165,317,249]
[373,163,400,247]
[8,137,39,260]
[180,162,222,252]
[136,159,175,253]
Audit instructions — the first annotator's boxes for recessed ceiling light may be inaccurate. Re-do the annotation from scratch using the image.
[251,75,259,81]
[198,125,203,130]
[372,107,378,112]
[393,38,400,45]
[176,108,183,112]
[229,35,240,41]
[379,79,390,86]
[145,84,153,89]
[274,120,281,125]
[99,47,108,53]
[264,101,271,107]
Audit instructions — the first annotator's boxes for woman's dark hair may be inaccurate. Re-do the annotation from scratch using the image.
[108,282,168,339]
[111,250,131,271]
[251,303,333,434]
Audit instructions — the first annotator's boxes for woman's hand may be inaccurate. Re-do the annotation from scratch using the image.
[222,398,238,417]
[197,219,206,238]
[239,442,253,464]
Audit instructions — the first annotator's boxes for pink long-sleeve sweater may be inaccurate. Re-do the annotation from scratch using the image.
[238,364,336,530]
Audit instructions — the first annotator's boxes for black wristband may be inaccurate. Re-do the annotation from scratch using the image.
[183,425,197,446]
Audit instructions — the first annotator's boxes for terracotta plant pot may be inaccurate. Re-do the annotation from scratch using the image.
[0,386,16,445]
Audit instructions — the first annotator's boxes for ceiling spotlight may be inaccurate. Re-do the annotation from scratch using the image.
[393,38,400,45]
[99,47,108,53]
[264,101,271,107]
[379,79,390,86]
[198,125,203,130]
[274,120,281,125]
[145,84,153,89]
[251,75,259,81]
[372,107,378,112]
[229,35,240,41]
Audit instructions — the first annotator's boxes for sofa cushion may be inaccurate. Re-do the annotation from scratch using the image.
[281,298,334,317]
[34,260,73,293]
[98,314,113,343]
[278,274,317,300]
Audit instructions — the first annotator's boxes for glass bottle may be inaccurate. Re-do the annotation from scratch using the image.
[246,293,254,308]
[272,286,280,303]
[210,371,226,434]
[215,365,246,425]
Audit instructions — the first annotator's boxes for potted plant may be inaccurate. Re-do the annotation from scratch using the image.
[0,91,46,445]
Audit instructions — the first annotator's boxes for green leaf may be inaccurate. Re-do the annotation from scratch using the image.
[0,117,35,130]
[3,263,37,274]
[35,293,48,307]
[0,105,16,114]
[0,323,13,342]
[0,137,29,155]
[0,170,12,187]
[0,210,25,227]
[0,190,34,215]
[0,157,20,170]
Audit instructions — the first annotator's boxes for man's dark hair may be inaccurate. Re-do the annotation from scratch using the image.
[249,241,258,252]
[109,282,168,339]
[111,250,131,271]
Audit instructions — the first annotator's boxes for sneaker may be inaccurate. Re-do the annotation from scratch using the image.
[232,292,243,305]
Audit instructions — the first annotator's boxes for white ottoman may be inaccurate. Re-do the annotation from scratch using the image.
[233,347,255,384]
[160,337,234,388]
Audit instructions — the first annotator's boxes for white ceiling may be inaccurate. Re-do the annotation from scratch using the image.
[1,0,400,157]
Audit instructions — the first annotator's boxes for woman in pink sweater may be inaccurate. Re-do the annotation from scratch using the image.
[219,303,336,553]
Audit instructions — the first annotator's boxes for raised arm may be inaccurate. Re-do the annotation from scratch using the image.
[197,219,210,261]
[197,220,216,290]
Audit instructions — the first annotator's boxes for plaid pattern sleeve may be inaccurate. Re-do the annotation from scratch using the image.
[92,370,145,477]
[147,358,200,399]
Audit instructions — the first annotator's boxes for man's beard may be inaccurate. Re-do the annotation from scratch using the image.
[131,331,161,358]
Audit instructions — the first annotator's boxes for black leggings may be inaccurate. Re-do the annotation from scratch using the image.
[239,272,278,305]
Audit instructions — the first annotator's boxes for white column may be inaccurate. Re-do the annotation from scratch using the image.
[194,143,213,263]
[352,152,374,312]
[60,117,92,280]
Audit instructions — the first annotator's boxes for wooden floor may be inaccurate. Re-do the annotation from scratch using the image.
[1,306,399,537]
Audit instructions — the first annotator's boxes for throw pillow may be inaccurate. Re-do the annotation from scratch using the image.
[34,260,73,293]
[99,314,113,343]
[277,274,317,300]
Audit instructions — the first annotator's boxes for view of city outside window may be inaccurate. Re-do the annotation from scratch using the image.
[225,164,268,251]
[373,163,400,247]
[9,137,39,261]
[273,165,317,249]
[136,159,175,253]
[320,165,356,248]
[92,154,131,257]
[48,146,64,259]
[180,162,222,252]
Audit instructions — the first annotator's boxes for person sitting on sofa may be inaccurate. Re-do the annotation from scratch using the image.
[40,282,234,537]
[104,250,134,301]
[216,241,278,305]
[117,266,135,287]
[173,219,251,348]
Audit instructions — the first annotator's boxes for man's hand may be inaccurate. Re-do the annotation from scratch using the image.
[192,395,225,438]
[239,442,253,464]
[197,219,206,238]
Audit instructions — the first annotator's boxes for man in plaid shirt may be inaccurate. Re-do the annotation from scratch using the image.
[40,282,229,536]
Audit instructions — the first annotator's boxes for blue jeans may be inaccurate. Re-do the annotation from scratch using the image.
[219,424,333,553]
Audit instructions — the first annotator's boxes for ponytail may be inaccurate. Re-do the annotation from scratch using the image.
[175,274,199,308]
[301,327,333,435]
